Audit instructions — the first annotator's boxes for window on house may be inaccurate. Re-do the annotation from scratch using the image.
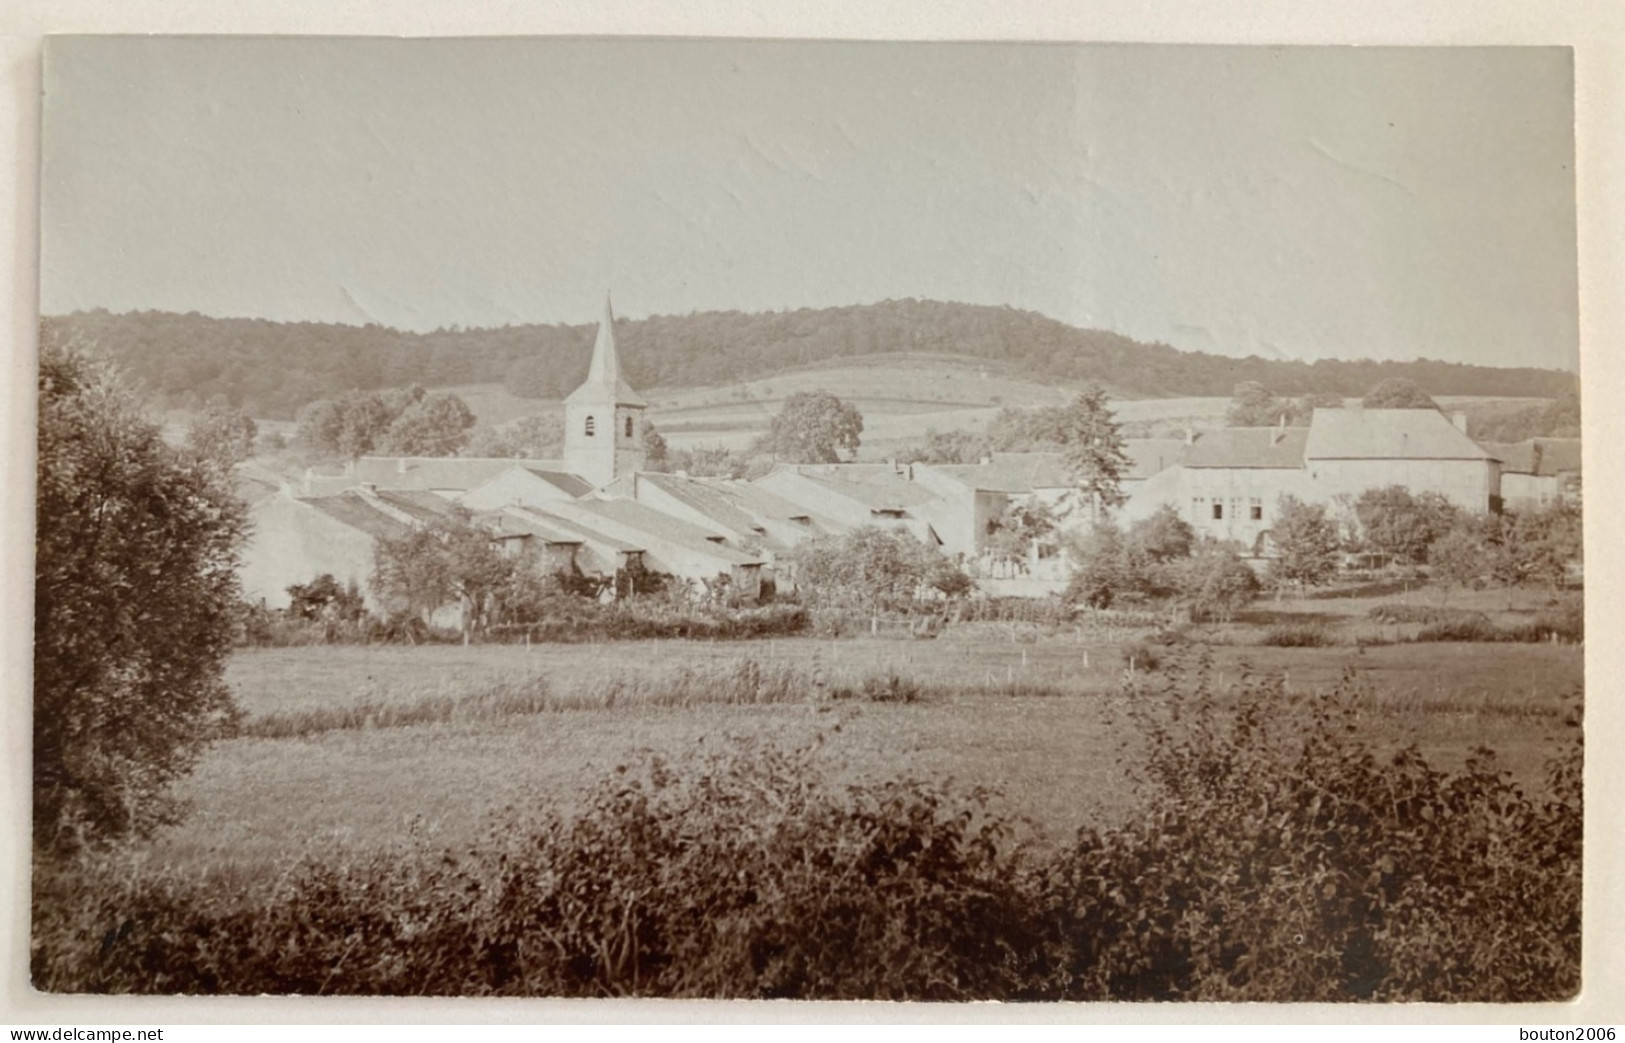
[1212,502,1224,520]
[625,416,634,438]
[584,416,595,437]
[1250,500,1263,521]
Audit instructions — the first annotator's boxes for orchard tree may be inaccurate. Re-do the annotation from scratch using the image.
[1268,495,1343,591]
[1057,385,1131,522]
[791,526,963,610]
[1125,504,1195,564]
[761,391,864,463]
[1165,540,1260,622]
[1353,486,1458,566]
[35,343,248,853]
[1362,378,1438,410]
[1428,523,1488,597]
[371,510,513,639]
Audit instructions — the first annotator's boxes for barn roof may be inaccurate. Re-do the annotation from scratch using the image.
[560,499,763,565]
[1304,409,1492,461]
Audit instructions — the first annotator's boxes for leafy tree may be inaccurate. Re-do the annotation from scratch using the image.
[377,391,476,456]
[791,527,959,610]
[1352,486,1458,566]
[466,413,565,459]
[761,391,863,463]
[1362,378,1438,410]
[371,510,513,639]
[1227,381,1289,427]
[294,390,393,460]
[1124,504,1195,564]
[1267,495,1342,590]
[1056,385,1131,522]
[34,343,247,853]
[1482,504,1583,592]
[184,404,258,467]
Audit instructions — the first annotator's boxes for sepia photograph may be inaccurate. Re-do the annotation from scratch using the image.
[29,36,1586,1003]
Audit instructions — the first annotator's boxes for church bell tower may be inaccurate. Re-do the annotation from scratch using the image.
[564,295,647,488]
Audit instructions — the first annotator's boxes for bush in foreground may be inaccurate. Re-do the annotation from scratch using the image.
[34,662,1581,1001]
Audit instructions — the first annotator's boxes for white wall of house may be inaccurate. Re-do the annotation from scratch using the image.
[1181,467,1314,550]
[1306,458,1499,513]
[240,494,381,610]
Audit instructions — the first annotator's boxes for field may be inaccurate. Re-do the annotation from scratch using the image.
[143,600,1584,873]
[435,365,1554,461]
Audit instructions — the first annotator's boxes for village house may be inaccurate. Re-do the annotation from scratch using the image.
[1483,437,1581,510]
[754,463,942,546]
[1301,408,1499,513]
[240,485,458,610]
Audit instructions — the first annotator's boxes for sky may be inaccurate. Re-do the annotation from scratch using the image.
[39,37,1577,370]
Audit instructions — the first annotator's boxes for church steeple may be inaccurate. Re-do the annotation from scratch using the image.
[566,294,645,408]
[563,293,647,487]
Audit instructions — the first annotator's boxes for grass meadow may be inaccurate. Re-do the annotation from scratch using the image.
[141,607,1584,872]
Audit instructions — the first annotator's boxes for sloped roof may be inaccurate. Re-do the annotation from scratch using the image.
[346,456,571,493]
[927,453,1069,493]
[302,491,415,540]
[520,468,594,497]
[563,295,647,407]
[490,507,590,546]
[559,499,762,565]
[1483,442,1536,473]
[1122,440,1190,481]
[1304,409,1492,461]
[797,471,941,510]
[637,473,764,536]
[706,480,817,522]
[1184,428,1309,469]
[1486,438,1581,476]
[371,488,459,524]
[1530,438,1582,475]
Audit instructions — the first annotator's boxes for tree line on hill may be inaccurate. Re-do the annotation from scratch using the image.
[42,301,1577,420]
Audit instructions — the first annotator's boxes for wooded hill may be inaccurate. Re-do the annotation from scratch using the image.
[42,301,1577,420]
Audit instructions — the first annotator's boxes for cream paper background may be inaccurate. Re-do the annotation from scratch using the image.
[1,0,1619,1027]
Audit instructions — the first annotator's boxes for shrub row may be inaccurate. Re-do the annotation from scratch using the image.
[33,664,1581,1001]
[491,603,810,643]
